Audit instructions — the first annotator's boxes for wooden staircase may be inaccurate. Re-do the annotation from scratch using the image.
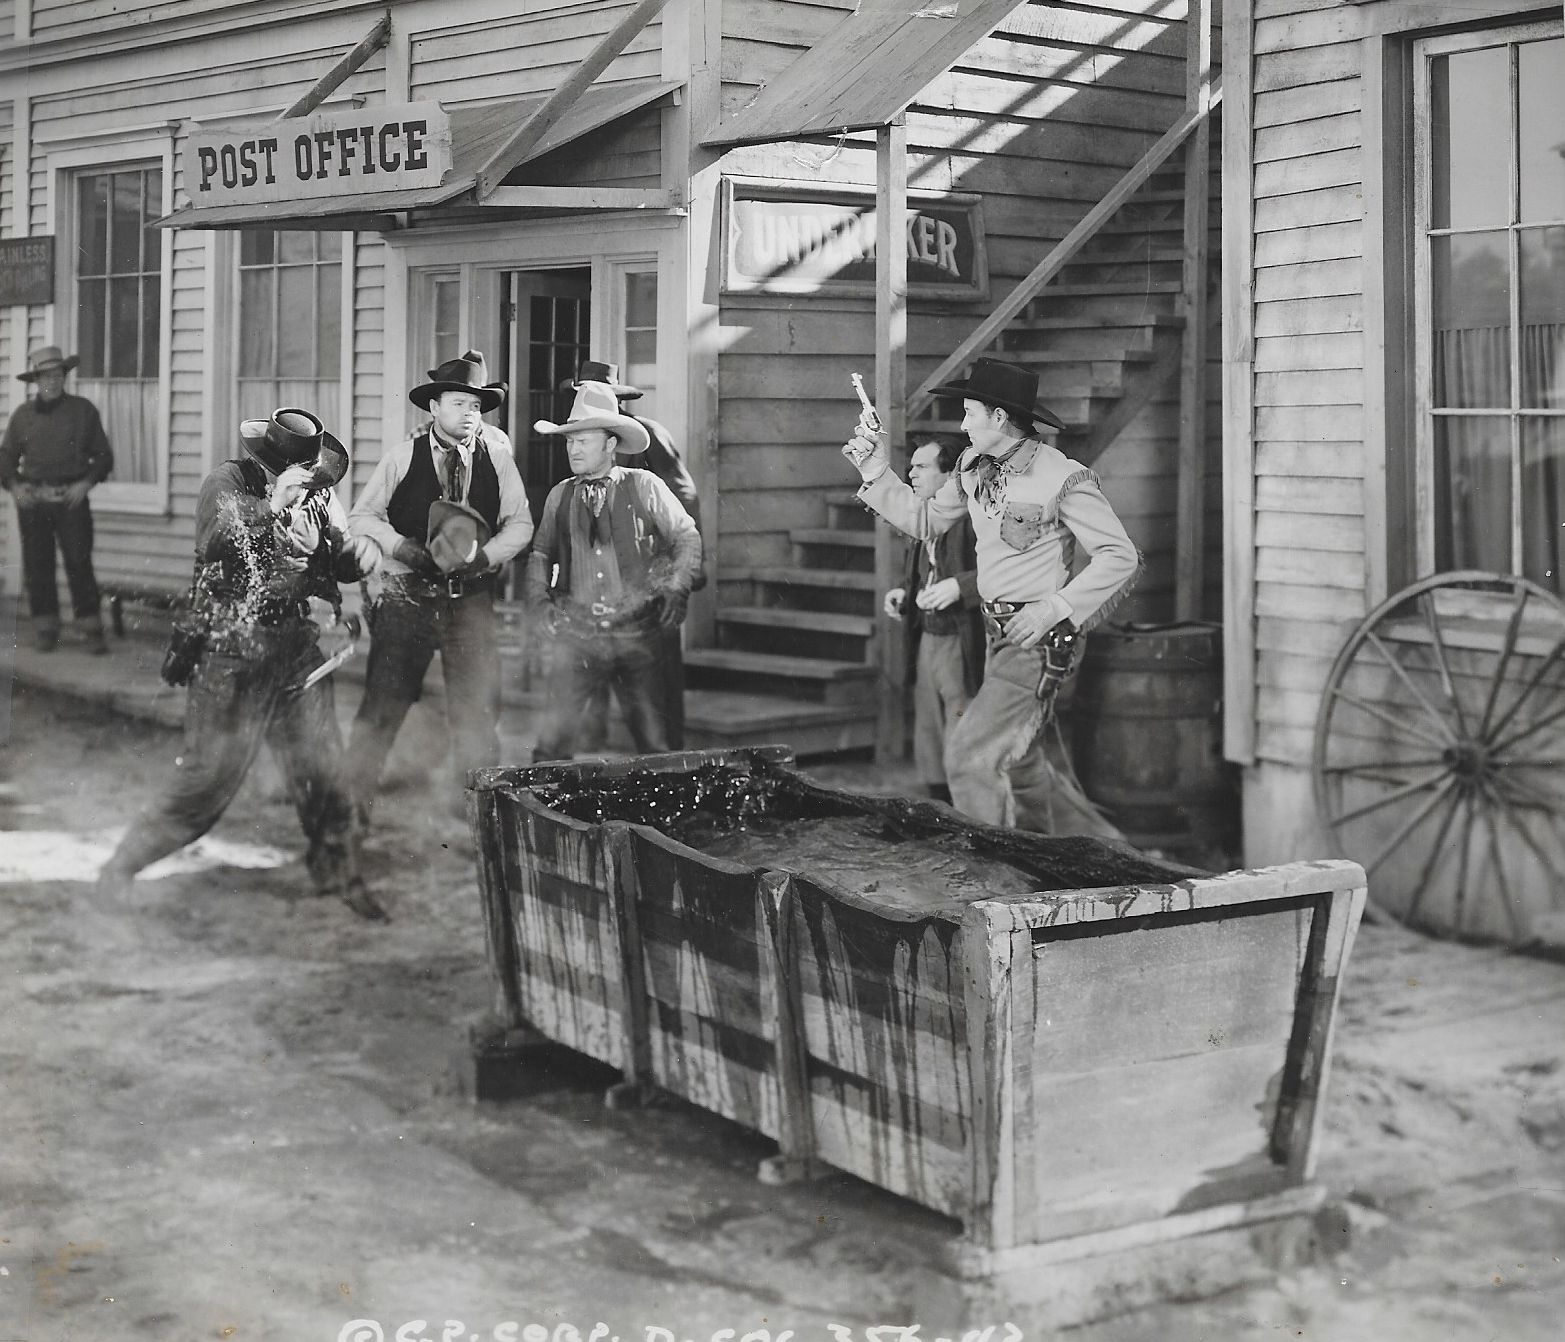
[685,151,1217,759]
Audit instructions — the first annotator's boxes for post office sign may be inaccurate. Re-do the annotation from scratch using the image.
[186,103,453,206]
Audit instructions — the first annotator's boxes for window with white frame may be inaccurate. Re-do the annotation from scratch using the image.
[74,165,163,486]
[1415,22,1565,590]
[236,230,343,423]
[623,268,658,415]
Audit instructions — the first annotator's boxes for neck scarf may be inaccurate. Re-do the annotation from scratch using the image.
[968,437,1032,516]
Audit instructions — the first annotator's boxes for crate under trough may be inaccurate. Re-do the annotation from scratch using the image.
[469,746,1366,1319]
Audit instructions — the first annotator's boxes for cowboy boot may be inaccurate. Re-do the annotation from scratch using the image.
[79,612,110,656]
[34,617,60,653]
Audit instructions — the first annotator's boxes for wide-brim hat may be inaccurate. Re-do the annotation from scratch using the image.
[410,349,507,414]
[19,345,80,382]
[239,407,346,478]
[427,499,492,574]
[562,359,643,401]
[927,356,1067,433]
[533,380,650,454]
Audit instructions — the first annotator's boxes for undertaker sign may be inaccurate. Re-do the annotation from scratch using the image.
[186,103,453,206]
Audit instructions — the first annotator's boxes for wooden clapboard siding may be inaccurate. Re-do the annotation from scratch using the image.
[351,238,387,497]
[519,106,663,189]
[29,0,226,41]
[0,1,12,45]
[1243,0,1369,768]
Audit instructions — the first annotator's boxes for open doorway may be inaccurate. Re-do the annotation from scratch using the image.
[496,267,592,521]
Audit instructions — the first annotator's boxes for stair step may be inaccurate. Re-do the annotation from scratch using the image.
[791,527,875,549]
[1011,314,1185,330]
[685,648,877,681]
[1030,281,1184,296]
[684,691,875,757]
[720,606,876,638]
[735,565,880,592]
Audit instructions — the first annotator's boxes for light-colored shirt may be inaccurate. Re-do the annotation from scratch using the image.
[858,437,1139,630]
[349,424,533,579]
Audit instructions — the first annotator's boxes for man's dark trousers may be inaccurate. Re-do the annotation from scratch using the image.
[347,583,502,804]
[109,632,359,895]
[534,624,670,761]
[18,497,99,621]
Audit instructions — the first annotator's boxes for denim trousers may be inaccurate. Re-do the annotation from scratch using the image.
[945,639,1125,839]
[532,624,672,762]
[16,497,100,622]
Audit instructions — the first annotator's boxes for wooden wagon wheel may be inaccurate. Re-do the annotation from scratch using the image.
[1312,571,1565,944]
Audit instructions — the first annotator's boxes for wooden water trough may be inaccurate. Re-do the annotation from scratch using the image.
[469,746,1366,1323]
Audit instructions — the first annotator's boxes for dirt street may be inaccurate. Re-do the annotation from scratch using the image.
[3,681,1564,1342]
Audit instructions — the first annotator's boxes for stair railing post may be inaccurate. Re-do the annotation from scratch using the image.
[875,117,910,762]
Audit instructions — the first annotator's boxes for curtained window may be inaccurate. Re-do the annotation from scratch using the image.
[1421,31,1565,592]
[235,230,343,425]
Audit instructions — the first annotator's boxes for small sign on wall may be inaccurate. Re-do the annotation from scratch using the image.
[0,237,55,307]
[722,177,987,299]
[184,102,453,207]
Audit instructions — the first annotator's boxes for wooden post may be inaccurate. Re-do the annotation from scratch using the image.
[476,0,673,199]
[277,12,393,121]
[1175,0,1213,621]
[875,118,909,762]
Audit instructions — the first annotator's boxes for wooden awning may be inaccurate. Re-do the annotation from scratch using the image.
[157,78,681,231]
[703,0,1027,148]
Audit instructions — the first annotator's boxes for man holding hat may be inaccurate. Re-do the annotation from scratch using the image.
[0,345,115,653]
[567,359,703,749]
[97,408,388,920]
[346,350,534,816]
[842,356,1140,837]
[524,380,701,761]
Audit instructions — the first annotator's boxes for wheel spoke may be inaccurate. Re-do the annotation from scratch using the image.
[1491,697,1565,757]
[1422,591,1472,737]
[1493,770,1565,813]
[1477,785,1526,941]
[1331,688,1457,751]
[1452,786,1478,934]
[1331,766,1454,826]
[1477,583,1532,739]
[1486,785,1565,901]
[1361,775,1459,877]
[1483,632,1565,746]
[1403,783,1466,928]
[1323,754,1449,774]
[1364,630,1459,745]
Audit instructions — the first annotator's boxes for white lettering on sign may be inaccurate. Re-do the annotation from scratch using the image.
[186,102,452,207]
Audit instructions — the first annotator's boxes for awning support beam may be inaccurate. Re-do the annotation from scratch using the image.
[278,12,393,121]
[476,0,673,199]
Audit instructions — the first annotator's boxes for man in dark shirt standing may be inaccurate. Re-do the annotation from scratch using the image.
[525,380,702,760]
[0,346,115,653]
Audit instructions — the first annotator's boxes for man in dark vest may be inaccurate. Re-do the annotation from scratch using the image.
[565,360,704,750]
[346,351,534,818]
[0,345,115,653]
[882,434,984,803]
[524,380,701,761]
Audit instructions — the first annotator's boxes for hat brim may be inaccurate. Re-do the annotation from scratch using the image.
[238,421,347,478]
[532,411,651,454]
[927,378,1067,433]
[409,380,507,413]
[18,355,80,383]
[563,375,643,401]
[427,499,493,572]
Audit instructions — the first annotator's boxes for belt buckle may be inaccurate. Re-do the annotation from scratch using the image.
[591,601,613,617]
[446,575,464,599]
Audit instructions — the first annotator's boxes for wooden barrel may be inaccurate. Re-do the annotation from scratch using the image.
[1068,622,1240,859]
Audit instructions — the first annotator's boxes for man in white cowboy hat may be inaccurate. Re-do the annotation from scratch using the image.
[97,408,389,921]
[0,345,115,653]
[566,359,704,750]
[346,349,534,817]
[524,380,702,761]
[842,356,1141,838]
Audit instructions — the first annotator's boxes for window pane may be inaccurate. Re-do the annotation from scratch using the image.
[241,231,274,266]
[78,176,107,276]
[1433,415,1513,570]
[1432,232,1511,407]
[276,265,314,377]
[141,274,160,378]
[78,278,106,375]
[317,263,341,377]
[110,172,143,274]
[1520,227,1565,408]
[239,269,275,375]
[625,330,657,392]
[1519,39,1565,225]
[141,169,163,271]
[278,230,315,264]
[625,271,657,327]
[318,231,343,261]
[108,277,140,377]
[1430,46,1510,230]
[1521,417,1565,590]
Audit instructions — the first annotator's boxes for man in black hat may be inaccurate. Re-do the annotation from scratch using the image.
[97,408,388,920]
[0,345,115,653]
[566,360,703,750]
[524,380,702,760]
[346,350,534,817]
[842,356,1140,836]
